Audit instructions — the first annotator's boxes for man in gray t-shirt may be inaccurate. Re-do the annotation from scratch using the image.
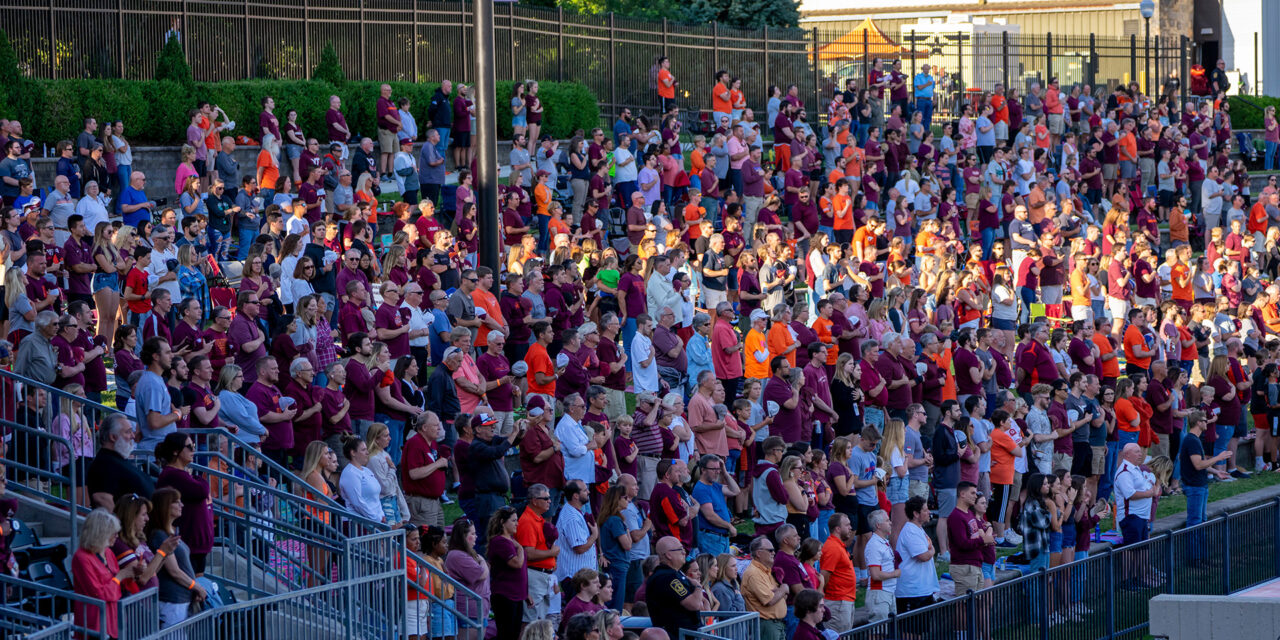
[904,408,931,485]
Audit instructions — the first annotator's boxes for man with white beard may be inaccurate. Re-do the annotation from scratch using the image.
[86,413,157,511]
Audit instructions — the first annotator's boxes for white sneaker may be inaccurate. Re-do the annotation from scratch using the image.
[1004,530,1023,545]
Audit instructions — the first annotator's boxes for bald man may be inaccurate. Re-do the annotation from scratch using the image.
[645,536,706,640]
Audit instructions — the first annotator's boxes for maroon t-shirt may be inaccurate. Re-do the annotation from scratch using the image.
[375,304,410,358]
[953,347,983,396]
[246,380,290,450]
[325,109,348,143]
[477,352,514,412]
[184,382,220,431]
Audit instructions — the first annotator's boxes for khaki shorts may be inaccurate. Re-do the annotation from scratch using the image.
[1102,163,1118,180]
[407,494,444,527]
[866,589,897,622]
[377,127,399,154]
[824,599,855,632]
[1148,439,1169,460]
[952,563,984,594]
[965,192,980,209]
[909,479,930,500]
[1052,452,1074,472]
[1048,113,1065,135]
[1091,446,1108,475]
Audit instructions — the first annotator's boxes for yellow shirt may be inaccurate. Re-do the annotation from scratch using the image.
[1069,268,1091,307]
[745,329,770,379]
[742,559,787,620]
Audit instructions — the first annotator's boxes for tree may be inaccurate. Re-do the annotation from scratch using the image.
[0,29,20,89]
[154,35,194,89]
[726,0,799,29]
[313,42,346,86]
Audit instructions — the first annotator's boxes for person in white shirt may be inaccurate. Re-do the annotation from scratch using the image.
[894,496,940,612]
[864,509,901,622]
[1114,443,1158,545]
[631,314,660,395]
[554,479,600,581]
[339,436,386,523]
[1200,166,1225,230]
[555,392,595,488]
[146,225,181,302]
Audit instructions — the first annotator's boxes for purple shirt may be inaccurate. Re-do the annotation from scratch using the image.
[763,375,802,443]
[325,108,349,142]
[246,380,291,450]
[228,314,266,385]
[74,330,107,393]
[953,347,983,396]
[873,351,909,410]
[946,508,985,567]
[487,535,528,601]
[375,304,410,359]
[259,111,280,142]
[318,386,352,437]
[477,352,514,411]
[344,359,378,421]
[63,236,93,295]
[802,362,833,425]
[185,382,220,431]
[376,97,400,133]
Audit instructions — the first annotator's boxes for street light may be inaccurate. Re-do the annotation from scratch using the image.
[1140,0,1154,97]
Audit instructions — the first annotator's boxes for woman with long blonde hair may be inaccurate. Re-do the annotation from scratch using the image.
[880,418,909,539]
[365,422,409,526]
[91,221,127,341]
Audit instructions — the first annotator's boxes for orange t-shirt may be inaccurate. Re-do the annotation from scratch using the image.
[827,169,846,185]
[1123,324,1151,370]
[744,329,770,379]
[684,204,706,239]
[516,509,555,571]
[1169,209,1189,243]
[768,323,797,368]
[472,288,505,347]
[1170,263,1192,301]
[1069,269,1090,306]
[690,149,707,175]
[1092,333,1120,378]
[1114,397,1140,432]
[534,183,552,217]
[526,342,556,395]
[832,194,854,230]
[712,82,732,114]
[812,317,837,365]
[256,149,279,191]
[1118,133,1138,163]
[989,427,1019,485]
[658,69,676,99]
[1249,202,1269,235]
[842,146,864,178]
[819,535,857,600]
[853,226,876,261]
[914,231,936,258]
[932,349,955,402]
[548,217,570,237]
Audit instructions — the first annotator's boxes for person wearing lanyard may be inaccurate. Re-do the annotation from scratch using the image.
[913,64,936,131]
[691,453,740,557]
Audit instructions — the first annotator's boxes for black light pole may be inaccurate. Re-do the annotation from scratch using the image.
[1141,0,1155,97]
[474,0,500,271]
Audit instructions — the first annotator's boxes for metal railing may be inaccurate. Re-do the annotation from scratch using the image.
[136,530,407,640]
[25,621,74,640]
[680,611,761,640]
[118,585,162,639]
[0,606,73,639]
[840,498,1280,640]
[0,573,109,640]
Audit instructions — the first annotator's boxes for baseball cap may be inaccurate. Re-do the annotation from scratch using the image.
[443,346,463,360]
[472,413,499,428]
[750,309,769,323]
[527,394,548,417]
[398,133,413,144]
[579,322,598,336]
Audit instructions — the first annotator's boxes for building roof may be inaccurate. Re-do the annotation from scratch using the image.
[815,17,927,61]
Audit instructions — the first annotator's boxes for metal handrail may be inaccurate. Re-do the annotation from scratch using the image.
[0,573,109,640]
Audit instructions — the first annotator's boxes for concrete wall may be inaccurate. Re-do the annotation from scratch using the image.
[1149,594,1280,639]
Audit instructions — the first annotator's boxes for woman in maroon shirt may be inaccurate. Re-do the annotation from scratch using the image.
[155,433,214,575]
[113,324,143,410]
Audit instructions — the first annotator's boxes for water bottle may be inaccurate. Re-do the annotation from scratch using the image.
[1094,524,1102,542]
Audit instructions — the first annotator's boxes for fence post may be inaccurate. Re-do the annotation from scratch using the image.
[763,26,770,100]
[662,17,669,56]
[557,7,565,82]
[1045,32,1052,85]
[812,27,820,117]
[1039,568,1050,640]
[910,30,916,96]
[1166,527,1177,594]
[1130,34,1137,87]
[244,0,251,78]
[1222,514,1232,594]
[863,28,869,87]
[510,5,518,81]
[412,0,420,81]
[1105,549,1115,638]
[712,22,719,78]
[47,0,55,80]
[965,590,976,638]
[462,0,470,83]
[1088,33,1096,87]
[1180,35,1189,105]
[1274,498,1280,580]
[303,0,311,79]
[1002,31,1009,90]
[116,0,124,76]
[359,0,367,80]
[609,13,616,119]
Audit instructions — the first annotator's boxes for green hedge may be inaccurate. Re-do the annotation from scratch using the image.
[1,78,599,146]
[1228,95,1280,130]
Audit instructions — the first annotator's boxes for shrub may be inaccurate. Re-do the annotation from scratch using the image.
[8,78,599,146]
[1229,95,1280,131]
[154,36,194,91]
[313,42,346,87]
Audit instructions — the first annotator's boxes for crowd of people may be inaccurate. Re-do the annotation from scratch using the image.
[3,54,1278,640]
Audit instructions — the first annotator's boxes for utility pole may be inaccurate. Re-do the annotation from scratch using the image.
[474,0,500,271]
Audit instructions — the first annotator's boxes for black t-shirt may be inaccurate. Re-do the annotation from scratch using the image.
[1179,431,1209,488]
[702,250,727,291]
[645,566,702,640]
[86,448,156,507]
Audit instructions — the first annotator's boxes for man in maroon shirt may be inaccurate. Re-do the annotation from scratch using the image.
[282,357,323,459]
[874,334,911,424]
[325,95,350,160]
[319,362,354,466]
[343,332,380,438]
[762,356,803,443]
[375,84,401,180]
[953,329,984,407]
[375,283,412,359]
[259,96,280,148]
[518,395,566,514]
[228,291,266,384]
[650,459,693,550]
[1016,323,1059,396]
[597,313,628,422]
[478,332,517,436]
[246,357,297,465]
[403,411,449,526]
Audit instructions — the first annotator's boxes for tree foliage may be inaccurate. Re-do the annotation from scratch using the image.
[154,35,194,90]
[312,42,346,86]
[527,0,799,29]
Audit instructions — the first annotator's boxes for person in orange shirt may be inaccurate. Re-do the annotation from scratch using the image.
[711,70,733,121]
[684,191,707,241]
[1091,318,1121,385]
[656,56,677,113]
[533,169,554,253]
[526,321,557,401]
[471,266,506,348]
[516,483,558,620]
[744,310,771,379]
[1121,308,1154,377]
[853,218,879,263]
[812,299,836,365]
[1113,377,1141,439]
[1069,258,1092,321]
[831,181,854,243]
[767,305,798,367]
[1169,251,1194,314]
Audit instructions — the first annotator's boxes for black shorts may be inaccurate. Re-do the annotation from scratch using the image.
[1071,441,1093,476]
[987,483,1012,523]
[451,130,471,148]
[193,159,207,176]
[809,167,823,182]
[1158,189,1177,208]
[855,502,878,535]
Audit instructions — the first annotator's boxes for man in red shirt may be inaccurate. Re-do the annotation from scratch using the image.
[402,411,449,527]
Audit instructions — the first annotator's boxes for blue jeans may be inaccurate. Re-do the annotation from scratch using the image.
[980,227,995,260]
[115,165,132,215]
[864,406,885,432]
[1266,140,1278,171]
[237,225,258,260]
[813,509,833,542]
[535,214,550,253]
[1213,421,1235,466]
[374,415,406,465]
[621,317,637,372]
[697,529,730,557]
[1184,484,1208,560]
[784,606,798,640]
[463,492,507,553]
[1099,440,1122,501]
[435,128,451,157]
[1028,552,1050,621]
[605,561,629,611]
[915,99,934,130]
